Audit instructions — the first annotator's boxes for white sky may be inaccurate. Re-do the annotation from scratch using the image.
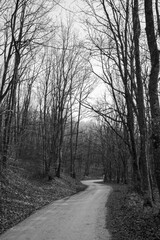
[54,0,85,38]
[55,0,110,103]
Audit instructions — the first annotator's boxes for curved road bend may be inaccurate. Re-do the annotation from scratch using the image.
[1,180,112,240]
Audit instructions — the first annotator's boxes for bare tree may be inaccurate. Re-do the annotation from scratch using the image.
[145,0,160,198]
[82,0,155,200]
[0,0,58,166]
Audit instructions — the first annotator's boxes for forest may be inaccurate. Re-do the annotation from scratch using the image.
[0,0,160,237]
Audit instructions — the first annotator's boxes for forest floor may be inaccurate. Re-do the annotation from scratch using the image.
[0,160,87,235]
[106,184,160,240]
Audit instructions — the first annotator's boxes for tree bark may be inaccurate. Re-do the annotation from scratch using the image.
[133,0,151,198]
[144,0,160,196]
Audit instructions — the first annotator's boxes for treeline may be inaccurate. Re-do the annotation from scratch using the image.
[81,0,160,205]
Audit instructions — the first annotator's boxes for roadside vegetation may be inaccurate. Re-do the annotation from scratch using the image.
[106,184,160,240]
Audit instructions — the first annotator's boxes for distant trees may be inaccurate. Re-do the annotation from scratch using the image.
[95,117,129,184]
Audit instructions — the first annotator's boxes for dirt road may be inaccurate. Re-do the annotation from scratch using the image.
[0,180,112,240]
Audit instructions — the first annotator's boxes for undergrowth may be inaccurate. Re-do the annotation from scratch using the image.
[106,184,160,240]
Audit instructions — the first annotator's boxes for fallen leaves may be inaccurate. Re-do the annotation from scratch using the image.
[0,165,86,235]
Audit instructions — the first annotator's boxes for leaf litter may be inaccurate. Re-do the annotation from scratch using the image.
[0,164,86,235]
[106,184,160,240]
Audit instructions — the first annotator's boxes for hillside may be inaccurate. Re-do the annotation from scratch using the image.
[0,161,86,235]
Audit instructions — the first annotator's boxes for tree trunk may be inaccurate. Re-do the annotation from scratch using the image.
[133,0,152,201]
[144,0,160,197]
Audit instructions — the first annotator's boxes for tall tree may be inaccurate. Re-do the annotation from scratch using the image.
[133,0,152,200]
[82,0,156,198]
[144,0,160,197]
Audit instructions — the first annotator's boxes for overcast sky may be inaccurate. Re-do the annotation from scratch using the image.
[54,0,109,104]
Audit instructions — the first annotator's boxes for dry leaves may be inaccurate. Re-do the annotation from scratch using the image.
[0,166,86,235]
[106,184,160,240]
